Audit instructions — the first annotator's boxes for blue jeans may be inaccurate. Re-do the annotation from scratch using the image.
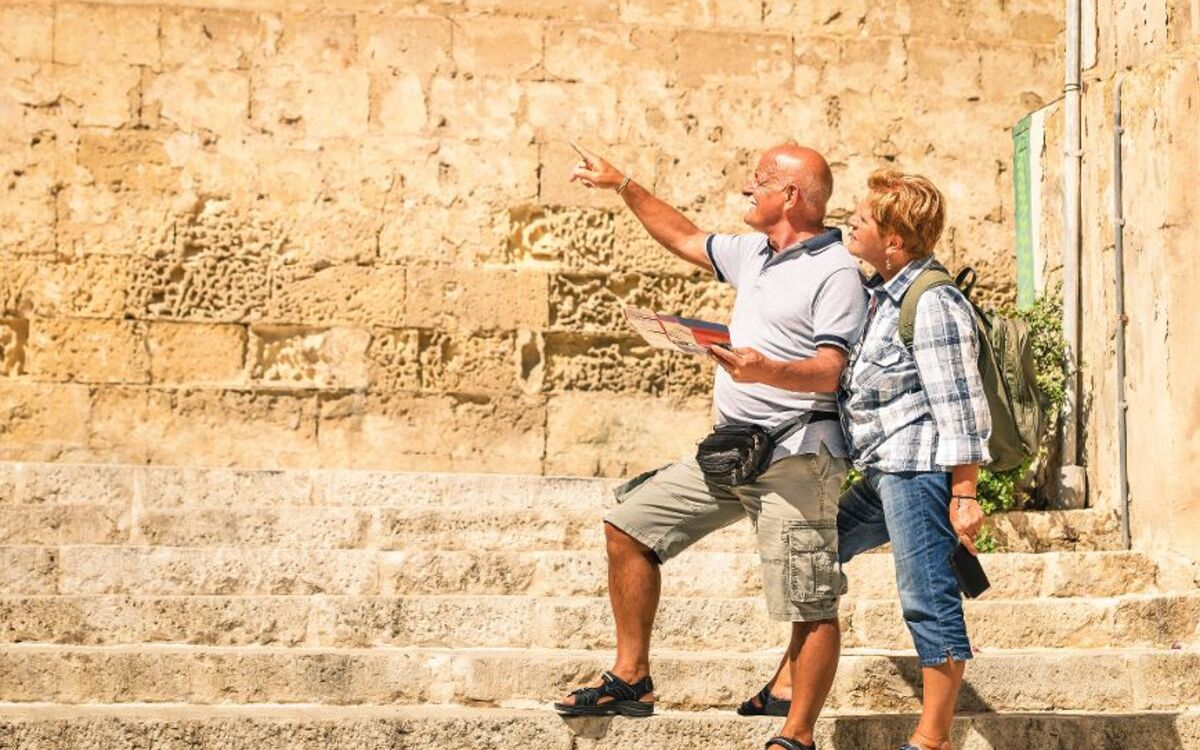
[837,469,973,666]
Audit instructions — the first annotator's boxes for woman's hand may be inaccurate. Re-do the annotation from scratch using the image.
[569,142,625,191]
[951,496,985,555]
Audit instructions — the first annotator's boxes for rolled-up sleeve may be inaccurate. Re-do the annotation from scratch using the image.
[911,288,992,467]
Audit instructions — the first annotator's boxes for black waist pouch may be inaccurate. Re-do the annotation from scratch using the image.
[694,423,776,486]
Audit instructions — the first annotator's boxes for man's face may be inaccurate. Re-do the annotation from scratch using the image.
[847,198,889,270]
[741,158,789,231]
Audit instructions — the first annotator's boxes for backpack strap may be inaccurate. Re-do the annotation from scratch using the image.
[897,267,956,350]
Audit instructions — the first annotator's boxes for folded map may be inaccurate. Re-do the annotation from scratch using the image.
[623,306,731,356]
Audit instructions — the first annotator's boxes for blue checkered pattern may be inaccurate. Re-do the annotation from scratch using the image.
[840,257,992,472]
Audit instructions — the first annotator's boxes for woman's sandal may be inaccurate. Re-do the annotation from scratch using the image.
[553,671,655,718]
[736,683,791,716]
[765,737,815,750]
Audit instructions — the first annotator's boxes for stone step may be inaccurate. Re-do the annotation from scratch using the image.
[0,645,1197,715]
[0,462,1123,552]
[1,704,1196,750]
[2,592,1198,651]
[0,545,1166,598]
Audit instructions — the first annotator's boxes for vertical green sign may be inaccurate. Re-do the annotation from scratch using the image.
[1012,115,1035,309]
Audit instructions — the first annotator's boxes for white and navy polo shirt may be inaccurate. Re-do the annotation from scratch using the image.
[706,228,868,459]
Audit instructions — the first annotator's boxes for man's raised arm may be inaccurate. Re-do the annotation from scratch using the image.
[570,143,712,273]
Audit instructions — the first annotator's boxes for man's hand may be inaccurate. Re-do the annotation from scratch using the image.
[570,142,625,191]
[951,497,985,555]
[709,346,777,384]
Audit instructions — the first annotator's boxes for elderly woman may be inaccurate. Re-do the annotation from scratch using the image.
[742,170,989,750]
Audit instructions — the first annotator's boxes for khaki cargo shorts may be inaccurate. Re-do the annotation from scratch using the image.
[605,447,848,622]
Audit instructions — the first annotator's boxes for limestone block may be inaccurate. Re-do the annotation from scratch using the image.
[127,204,280,322]
[429,76,526,141]
[0,596,313,647]
[452,18,542,79]
[136,507,370,548]
[0,320,26,377]
[251,66,370,140]
[316,391,545,473]
[272,13,357,69]
[366,328,421,392]
[465,0,618,21]
[675,85,795,152]
[161,7,260,70]
[144,69,250,136]
[650,142,756,212]
[16,463,133,506]
[419,330,518,394]
[372,71,427,135]
[0,504,130,545]
[310,595,539,648]
[907,40,983,100]
[543,332,713,399]
[379,200,508,266]
[268,264,405,327]
[545,392,711,476]
[544,24,675,86]
[140,464,313,508]
[54,62,142,128]
[548,272,731,333]
[766,0,912,36]
[979,43,1059,110]
[56,546,378,596]
[0,256,129,319]
[908,0,1011,40]
[74,130,174,198]
[504,205,616,270]
[0,547,58,595]
[0,148,56,255]
[147,322,246,385]
[619,0,763,27]
[356,16,453,80]
[369,505,591,551]
[249,325,371,389]
[54,2,160,67]
[26,319,149,385]
[613,82,689,149]
[537,140,657,209]
[404,267,548,331]
[524,81,618,143]
[86,386,319,468]
[0,5,53,60]
[675,30,792,87]
[612,211,707,275]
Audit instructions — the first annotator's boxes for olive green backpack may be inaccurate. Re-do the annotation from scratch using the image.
[898,266,1045,472]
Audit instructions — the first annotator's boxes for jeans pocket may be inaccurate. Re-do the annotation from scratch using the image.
[784,522,843,602]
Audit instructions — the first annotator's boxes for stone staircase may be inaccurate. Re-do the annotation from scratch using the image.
[0,462,1198,749]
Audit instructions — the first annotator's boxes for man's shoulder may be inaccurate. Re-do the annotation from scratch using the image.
[806,241,863,277]
[709,232,769,253]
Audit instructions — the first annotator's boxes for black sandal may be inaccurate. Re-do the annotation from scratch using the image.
[554,670,655,717]
[765,737,814,750]
[737,683,791,716]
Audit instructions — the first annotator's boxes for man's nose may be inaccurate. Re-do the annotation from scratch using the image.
[741,186,753,197]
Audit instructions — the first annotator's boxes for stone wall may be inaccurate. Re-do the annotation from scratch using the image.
[1031,0,1199,561]
[0,0,1062,476]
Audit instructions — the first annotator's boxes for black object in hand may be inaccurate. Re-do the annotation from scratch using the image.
[949,543,991,599]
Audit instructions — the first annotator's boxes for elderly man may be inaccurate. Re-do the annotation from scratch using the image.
[553,143,867,750]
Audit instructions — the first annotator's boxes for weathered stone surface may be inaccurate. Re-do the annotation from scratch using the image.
[268,265,405,328]
[160,8,260,70]
[26,320,150,385]
[0,547,58,595]
[144,69,250,136]
[249,325,371,389]
[136,507,370,549]
[0,505,130,545]
[545,392,710,476]
[0,320,27,376]
[543,24,675,85]
[452,18,543,79]
[675,30,792,87]
[356,15,453,80]
[251,66,370,140]
[404,268,547,331]
[0,5,53,61]
[0,384,92,462]
[542,332,712,399]
[548,272,730,333]
[54,2,160,67]
[147,323,246,385]
[316,392,546,474]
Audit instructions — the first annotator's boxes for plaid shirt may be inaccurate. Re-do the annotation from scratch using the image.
[839,256,992,472]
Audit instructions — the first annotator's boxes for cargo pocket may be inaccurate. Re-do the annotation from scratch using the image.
[612,464,670,504]
[784,521,842,602]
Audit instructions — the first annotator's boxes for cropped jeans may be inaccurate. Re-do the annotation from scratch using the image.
[837,469,973,666]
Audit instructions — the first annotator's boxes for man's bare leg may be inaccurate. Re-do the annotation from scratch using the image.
[908,660,965,750]
[558,522,659,706]
[774,619,840,746]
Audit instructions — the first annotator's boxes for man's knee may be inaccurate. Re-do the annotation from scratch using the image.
[604,521,658,563]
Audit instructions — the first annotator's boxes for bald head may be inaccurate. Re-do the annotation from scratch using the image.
[760,144,834,222]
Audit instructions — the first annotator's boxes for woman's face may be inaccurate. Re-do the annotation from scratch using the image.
[847,198,889,272]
